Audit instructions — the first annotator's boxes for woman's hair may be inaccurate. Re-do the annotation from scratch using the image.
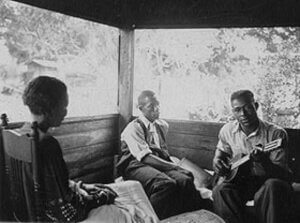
[23,76,67,115]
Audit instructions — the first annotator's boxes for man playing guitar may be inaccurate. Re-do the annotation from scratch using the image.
[212,90,292,223]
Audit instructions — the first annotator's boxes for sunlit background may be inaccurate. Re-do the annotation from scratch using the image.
[134,28,300,128]
[0,0,119,121]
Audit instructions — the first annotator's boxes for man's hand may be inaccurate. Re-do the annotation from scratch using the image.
[250,146,267,162]
[213,157,230,176]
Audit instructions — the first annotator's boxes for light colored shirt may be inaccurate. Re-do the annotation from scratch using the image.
[216,119,288,169]
[121,115,169,162]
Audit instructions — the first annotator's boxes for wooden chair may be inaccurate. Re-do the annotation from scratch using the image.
[0,114,10,220]
[2,120,43,221]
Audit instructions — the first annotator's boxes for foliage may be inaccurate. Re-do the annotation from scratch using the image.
[0,0,119,120]
[134,28,300,128]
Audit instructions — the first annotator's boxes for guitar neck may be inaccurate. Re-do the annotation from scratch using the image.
[231,155,250,170]
[230,138,282,170]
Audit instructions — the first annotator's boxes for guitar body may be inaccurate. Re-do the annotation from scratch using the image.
[219,153,251,183]
[216,138,282,184]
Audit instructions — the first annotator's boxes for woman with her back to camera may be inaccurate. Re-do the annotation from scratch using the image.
[21,75,158,222]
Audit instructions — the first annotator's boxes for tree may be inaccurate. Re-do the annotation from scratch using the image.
[135,27,300,128]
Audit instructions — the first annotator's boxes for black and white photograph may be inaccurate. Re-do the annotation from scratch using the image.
[0,0,299,222]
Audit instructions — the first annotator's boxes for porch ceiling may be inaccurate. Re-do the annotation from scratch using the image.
[11,0,300,28]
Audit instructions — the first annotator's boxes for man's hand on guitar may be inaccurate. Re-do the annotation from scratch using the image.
[250,145,267,162]
[213,157,230,176]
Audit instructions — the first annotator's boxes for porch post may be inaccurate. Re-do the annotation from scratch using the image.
[118,29,135,133]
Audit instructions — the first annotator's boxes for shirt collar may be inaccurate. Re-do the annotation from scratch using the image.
[232,119,264,137]
[139,114,155,130]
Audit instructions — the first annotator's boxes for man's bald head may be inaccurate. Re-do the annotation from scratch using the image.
[137,90,160,122]
[138,90,156,108]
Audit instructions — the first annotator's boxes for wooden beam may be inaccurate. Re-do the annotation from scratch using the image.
[129,0,300,28]
[10,0,300,28]
[118,29,135,132]
[11,0,121,28]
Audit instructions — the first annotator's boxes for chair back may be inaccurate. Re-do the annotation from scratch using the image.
[2,122,42,222]
[0,114,10,220]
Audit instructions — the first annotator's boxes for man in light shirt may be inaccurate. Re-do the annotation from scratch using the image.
[212,90,292,223]
[117,90,210,220]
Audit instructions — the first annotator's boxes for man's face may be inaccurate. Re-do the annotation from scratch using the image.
[140,96,160,122]
[231,97,258,128]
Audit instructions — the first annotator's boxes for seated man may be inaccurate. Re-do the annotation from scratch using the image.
[212,90,293,223]
[117,90,211,219]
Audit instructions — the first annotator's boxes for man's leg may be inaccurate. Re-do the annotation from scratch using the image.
[212,182,249,223]
[254,178,292,223]
[165,169,212,212]
[124,164,179,219]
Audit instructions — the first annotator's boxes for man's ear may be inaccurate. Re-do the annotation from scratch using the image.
[137,105,143,111]
[254,102,259,110]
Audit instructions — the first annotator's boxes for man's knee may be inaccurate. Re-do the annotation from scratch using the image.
[175,175,195,190]
[148,178,178,208]
[254,178,291,203]
[149,177,177,195]
[263,178,291,193]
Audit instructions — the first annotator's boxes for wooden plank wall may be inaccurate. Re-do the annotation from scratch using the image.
[49,114,119,183]
[166,119,224,170]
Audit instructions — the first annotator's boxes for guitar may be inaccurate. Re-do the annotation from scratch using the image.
[219,138,282,183]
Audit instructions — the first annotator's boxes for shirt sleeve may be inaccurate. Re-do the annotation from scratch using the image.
[269,128,289,170]
[216,126,233,156]
[121,122,152,161]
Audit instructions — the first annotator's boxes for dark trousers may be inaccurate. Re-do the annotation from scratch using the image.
[124,163,210,219]
[212,178,292,223]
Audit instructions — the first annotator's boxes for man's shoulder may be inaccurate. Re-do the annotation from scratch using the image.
[219,121,238,134]
[123,119,143,132]
[260,120,287,136]
[261,120,285,131]
[156,119,169,130]
[122,118,169,135]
